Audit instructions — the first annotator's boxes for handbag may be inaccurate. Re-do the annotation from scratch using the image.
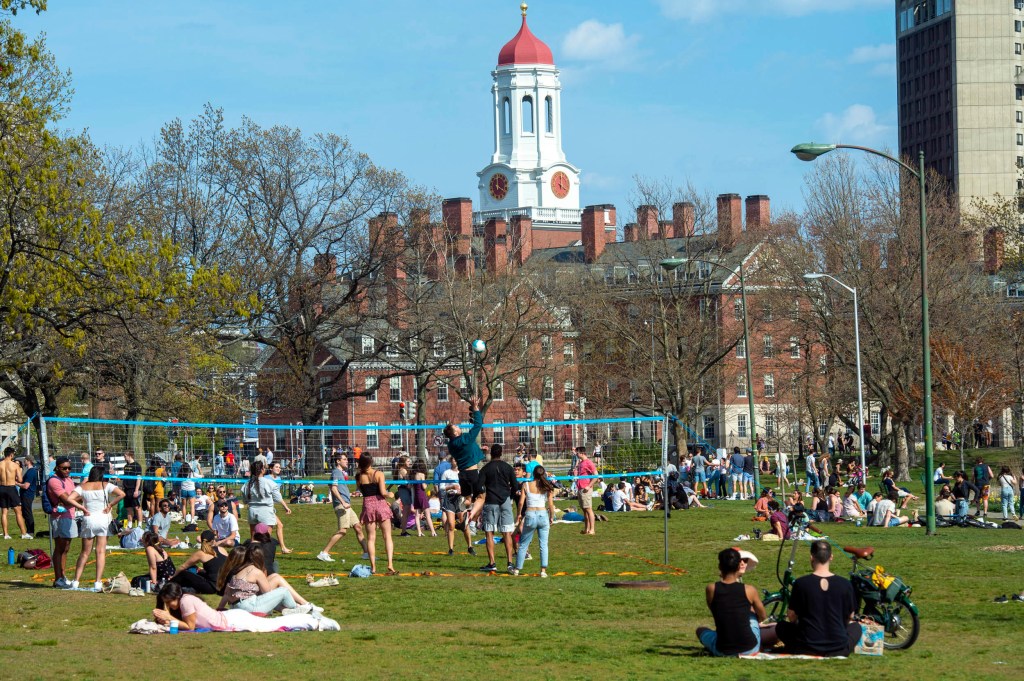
[105,571,131,595]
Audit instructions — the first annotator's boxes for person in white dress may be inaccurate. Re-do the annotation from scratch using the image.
[67,467,125,591]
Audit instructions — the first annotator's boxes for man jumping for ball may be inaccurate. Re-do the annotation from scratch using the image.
[444,395,486,528]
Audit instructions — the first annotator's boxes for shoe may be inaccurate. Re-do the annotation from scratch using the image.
[316,552,334,562]
[282,603,314,615]
[400,531,411,537]
[1012,594,1024,602]
[69,580,80,590]
[361,552,370,560]
[447,548,454,556]
[53,577,69,589]
[509,567,520,576]
[309,603,325,614]
[2,534,10,539]
[479,563,497,572]
[525,552,533,561]
[20,533,32,539]
[540,570,548,578]
[93,581,103,592]
[314,616,341,631]
[467,546,476,556]
[507,562,515,573]
[994,595,1009,603]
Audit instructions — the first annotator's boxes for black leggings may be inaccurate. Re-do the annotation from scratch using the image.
[171,570,218,594]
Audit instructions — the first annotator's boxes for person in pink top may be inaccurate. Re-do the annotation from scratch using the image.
[152,583,339,632]
[46,456,89,589]
[575,447,597,536]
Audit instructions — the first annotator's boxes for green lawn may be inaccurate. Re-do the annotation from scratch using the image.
[2,467,1024,680]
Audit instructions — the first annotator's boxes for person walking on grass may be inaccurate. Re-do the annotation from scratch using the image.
[240,461,291,552]
[512,465,555,578]
[477,444,519,573]
[317,453,368,562]
[356,453,397,575]
[575,446,597,535]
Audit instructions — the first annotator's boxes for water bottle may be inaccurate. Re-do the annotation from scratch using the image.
[169,620,179,634]
[855,518,863,527]
[7,547,14,565]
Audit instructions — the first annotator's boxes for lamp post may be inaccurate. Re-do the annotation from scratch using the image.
[791,142,935,535]
[660,256,759,493]
[803,272,867,480]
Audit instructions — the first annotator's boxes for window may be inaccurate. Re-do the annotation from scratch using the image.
[522,96,534,133]
[697,261,712,279]
[761,303,774,322]
[737,375,747,398]
[564,380,575,403]
[870,411,881,437]
[1018,134,1023,146]
[1008,283,1024,298]
[1018,111,1023,123]
[390,422,403,448]
[437,382,449,402]
[764,373,775,398]
[818,419,828,439]
[361,335,375,354]
[1018,43,1023,55]
[516,375,528,399]
[365,377,378,402]
[736,339,746,359]
[765,414,776,438]
[543,422,555,444]
[502,97,511,134]
[1017,86,1024,101]
[492,420,504,445]
[1015,20,1021,32]
[564,342,575,365]
[432,336,445,358]
[790,299,801,320]
[734,301,744,321]
[737,413,748,439]
[518,428,530,444]
[543,376,554,401]
[492,380,504,401]
[763,335,774,358]
[385,342,399,358]
[545,96,553,133]
[366,422,379,449]
[540,334,552,357]
[389,377,402,402]
[702,415,716,440]
[789,337,801,359]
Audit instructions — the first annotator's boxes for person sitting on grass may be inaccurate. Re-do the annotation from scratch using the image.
[881,469,919,509]
[216,543,322,615]
[934,489,956,519]
[765,500,789,540]
[842,486,866,522]
[753,488,772,520]
[872,490,914,527]
[696,547,768,657]
[131,530,176,591]
[169,529,229,594]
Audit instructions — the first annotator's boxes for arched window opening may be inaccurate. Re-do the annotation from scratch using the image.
[545,96,553,133]
[522,96,534,134]
[502,98,511,135]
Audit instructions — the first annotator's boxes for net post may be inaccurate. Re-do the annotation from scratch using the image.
[662,414,670,565]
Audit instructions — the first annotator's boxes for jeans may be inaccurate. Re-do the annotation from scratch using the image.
[1001,486,1016,519]
[233,586,296,614]
[805,470,819,495]
[20,493,34,535]
[516,511,549,570]
[955,498,968,518]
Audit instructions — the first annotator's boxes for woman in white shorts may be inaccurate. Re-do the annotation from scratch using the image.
[67,467,125,591]
[239,461,283,539]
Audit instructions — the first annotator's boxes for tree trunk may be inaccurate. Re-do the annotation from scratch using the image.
[894,422,911,481]
[671,418,688,455]
[414,378,428,460]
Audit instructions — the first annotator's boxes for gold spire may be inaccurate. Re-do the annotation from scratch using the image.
[521,3,528,18]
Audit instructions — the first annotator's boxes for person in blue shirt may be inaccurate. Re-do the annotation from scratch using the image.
[444,395,485,521]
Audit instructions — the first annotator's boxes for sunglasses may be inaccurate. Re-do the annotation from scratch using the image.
[58,466,71,471]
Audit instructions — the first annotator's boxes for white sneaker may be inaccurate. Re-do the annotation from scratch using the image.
[309,603,324,614]
[314,616,341,631]
[360,552,370,560]
[316,551,334,562]
[20,533,32,539]
[282,603,314,615]
[69,580,80,590]
[93,581,103,592]
[539,570,548,578]
[2,534,10,539]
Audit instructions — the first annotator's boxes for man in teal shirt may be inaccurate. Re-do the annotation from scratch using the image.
[444,396,485,522]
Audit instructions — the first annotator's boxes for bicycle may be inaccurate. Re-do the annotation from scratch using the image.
[760,517,921,650]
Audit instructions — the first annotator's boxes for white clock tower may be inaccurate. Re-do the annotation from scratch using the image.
[477,4,580,221]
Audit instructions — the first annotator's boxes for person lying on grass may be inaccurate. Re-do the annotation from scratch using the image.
[153,582,338,632]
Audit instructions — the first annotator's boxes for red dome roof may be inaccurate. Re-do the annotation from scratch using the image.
[497,16,553,66]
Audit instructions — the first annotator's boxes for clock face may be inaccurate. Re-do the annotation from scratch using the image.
[551,171,570,199]
[489,173,509,201]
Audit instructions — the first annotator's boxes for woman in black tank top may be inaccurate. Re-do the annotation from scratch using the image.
[696,548,768,656]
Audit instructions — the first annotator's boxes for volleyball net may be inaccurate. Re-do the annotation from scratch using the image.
[38,415,670,487]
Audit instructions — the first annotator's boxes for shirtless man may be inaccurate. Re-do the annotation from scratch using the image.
[0,447,30,539]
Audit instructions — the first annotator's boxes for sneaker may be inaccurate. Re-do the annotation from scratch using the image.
[507,562,515,574]
[479,563,497,572]
[282,605,311,616]
[93,581,103,592]
[69,580,80,590]
[53,577,70,589]
[995,595,1009,603]
[20,533,32,539]
[525,552,533,561]
[447,548,454,556]
[509,567,520,576]
[316,552,335,562]
[361,552,370,560]
[1012,594,1024,602]
[540,569,548,578]
[309,603,324,614]
[467,546,476,556]
[2,534,10,539]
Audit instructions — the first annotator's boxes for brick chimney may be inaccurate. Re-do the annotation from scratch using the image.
[672,202,695,238]
[716,194,742,251]
[442,198,474,277]
[582,205,607,263]
[313,253,337,284]
[484,218,508,276]
[961,230,980,263]
[745,195,770,231]
[624,223,639,242]
[509,215,533,267]
[409,207,445,280]
[637,205,659,239]
[984,227,1005,274]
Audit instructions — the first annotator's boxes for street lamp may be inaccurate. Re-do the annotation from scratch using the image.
[792,142,935,535]
[660,256,759,493]
[803,272,867,480]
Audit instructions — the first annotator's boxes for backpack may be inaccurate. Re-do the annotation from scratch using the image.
[40,475,57,515]
[19,548,51,569]
[142,477,156,495]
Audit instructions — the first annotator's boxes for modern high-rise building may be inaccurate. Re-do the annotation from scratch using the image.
[897,0,1022,209]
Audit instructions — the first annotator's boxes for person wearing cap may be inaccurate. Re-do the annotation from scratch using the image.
[245,522,281,576]
[169,529,230,594]
[696,548,767,656]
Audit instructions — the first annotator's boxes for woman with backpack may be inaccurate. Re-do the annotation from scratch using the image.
[67,467,125,591]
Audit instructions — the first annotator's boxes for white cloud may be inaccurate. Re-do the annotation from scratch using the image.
[848,43,896,64]
[657,0,889,22]
[562,20,640,65]
[816,104,891,146]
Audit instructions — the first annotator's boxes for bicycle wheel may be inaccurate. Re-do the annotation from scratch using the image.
[864,600,920,650]
[761,593,787,623]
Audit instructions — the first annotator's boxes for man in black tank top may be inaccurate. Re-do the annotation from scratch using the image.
[696,548,767,656]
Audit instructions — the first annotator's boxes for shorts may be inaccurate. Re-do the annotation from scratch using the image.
[181,489,196,499]
[123,493,140,508]
[888,518,902,527]
[742,473,754,483]
[482,499,515,533]
[81,513,112,538]
[51,516,79,539]
[693,471,707,483]
[440,494,461,514]
[458,469,481,498]
[335,506,359,531]
[0,485,19,509]
[577,488,594,510]
[697,617,760,657]
[246,506,278,526]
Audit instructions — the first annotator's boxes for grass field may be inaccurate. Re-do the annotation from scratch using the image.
[2,454,1024,681]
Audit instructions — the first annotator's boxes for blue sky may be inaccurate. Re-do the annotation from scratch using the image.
[18,0,896,216]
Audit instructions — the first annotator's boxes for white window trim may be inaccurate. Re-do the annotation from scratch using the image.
[365,377,378,403]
